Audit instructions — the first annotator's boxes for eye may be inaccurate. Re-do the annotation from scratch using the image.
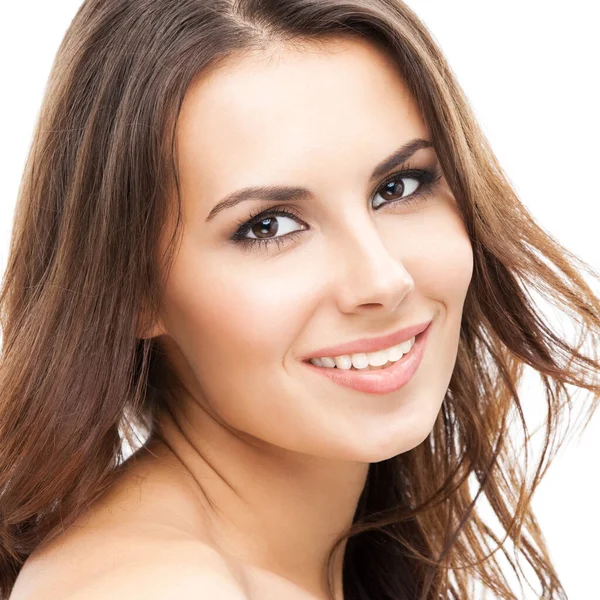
[230,165,442,252]
[243,212,304,241]
[230,206,307,252]
[372,171,428,210]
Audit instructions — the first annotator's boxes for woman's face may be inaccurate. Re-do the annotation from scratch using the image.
[149,37,473,462]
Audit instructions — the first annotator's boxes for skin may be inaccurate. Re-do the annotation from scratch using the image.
[15,36,474,600]
[139,35,473,597]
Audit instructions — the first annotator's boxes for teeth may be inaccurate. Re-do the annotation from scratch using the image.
[351,353,369,369]
[388,344,404,362]
[309,336,415,369]
[366,350,388,366]
[334,355,353,370]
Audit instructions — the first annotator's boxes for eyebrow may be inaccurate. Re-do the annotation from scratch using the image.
[205,137,433,222]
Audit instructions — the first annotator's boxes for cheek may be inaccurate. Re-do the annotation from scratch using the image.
[399,206,474,309]
[165,207,473,373]
[163,240,315,373]
[160,241,321,440]
[398,207,473,389]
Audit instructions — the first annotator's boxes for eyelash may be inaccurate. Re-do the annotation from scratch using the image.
[230,164,443,252]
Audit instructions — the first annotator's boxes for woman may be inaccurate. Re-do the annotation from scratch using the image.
[1,1,599,599]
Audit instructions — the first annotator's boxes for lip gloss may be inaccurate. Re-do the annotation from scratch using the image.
[301,321,432,395]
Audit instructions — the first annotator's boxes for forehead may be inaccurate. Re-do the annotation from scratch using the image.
[175,36,429,202]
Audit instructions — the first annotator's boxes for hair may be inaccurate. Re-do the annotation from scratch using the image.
[1,0,599,598]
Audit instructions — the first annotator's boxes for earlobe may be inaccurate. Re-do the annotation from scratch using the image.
[139,321,167,340]
[136,310,167,340]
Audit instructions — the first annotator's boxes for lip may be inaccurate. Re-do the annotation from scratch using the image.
[301,320,432,395]
[303,318,433,361]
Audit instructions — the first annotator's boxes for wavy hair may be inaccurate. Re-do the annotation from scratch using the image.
[1,1,599,598]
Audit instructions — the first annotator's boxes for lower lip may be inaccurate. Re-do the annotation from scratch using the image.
[301,322,432,395]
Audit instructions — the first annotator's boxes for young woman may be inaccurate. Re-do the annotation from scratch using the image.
[1,1,599,599]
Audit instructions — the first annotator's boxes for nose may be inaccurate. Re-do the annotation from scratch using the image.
[331,218,414,315]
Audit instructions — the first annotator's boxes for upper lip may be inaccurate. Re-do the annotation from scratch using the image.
[303,318,433,360]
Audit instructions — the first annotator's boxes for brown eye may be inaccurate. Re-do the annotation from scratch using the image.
[250,217,279,239]
[373,176,420,209]
[245,214,304,240]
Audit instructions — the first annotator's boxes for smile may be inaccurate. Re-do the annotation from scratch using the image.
[308,335,416,371]
[302,322,432,395]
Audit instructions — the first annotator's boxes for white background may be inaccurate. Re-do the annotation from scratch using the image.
[1,2,598,598]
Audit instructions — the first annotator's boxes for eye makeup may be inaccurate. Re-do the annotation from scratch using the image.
[229,162,443,253]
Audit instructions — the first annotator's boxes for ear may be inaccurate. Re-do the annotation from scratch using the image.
[136,305,168,340]
[138,320,167,340]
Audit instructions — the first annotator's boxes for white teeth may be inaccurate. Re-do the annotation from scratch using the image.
[399,338,413,353]
[320,357,336,368]
[334,355,353,370]
[351,353,369,369]
[309,336,416,369]
[388,344,404,362]
[365,350,388,366]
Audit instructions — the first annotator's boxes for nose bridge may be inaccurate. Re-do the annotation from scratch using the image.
[330,211,414,313]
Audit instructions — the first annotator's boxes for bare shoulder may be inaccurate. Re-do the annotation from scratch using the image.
[12,534,250,600]
[12,528,251,600]
[63,559,250,600]
[10,444,251,599]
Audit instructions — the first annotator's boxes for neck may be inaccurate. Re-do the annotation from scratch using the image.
[148,395,368,599]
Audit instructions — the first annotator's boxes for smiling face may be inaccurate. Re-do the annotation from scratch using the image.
[146,36,473,462]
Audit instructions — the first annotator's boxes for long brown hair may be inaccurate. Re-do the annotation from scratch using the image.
[1,1,599,598]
